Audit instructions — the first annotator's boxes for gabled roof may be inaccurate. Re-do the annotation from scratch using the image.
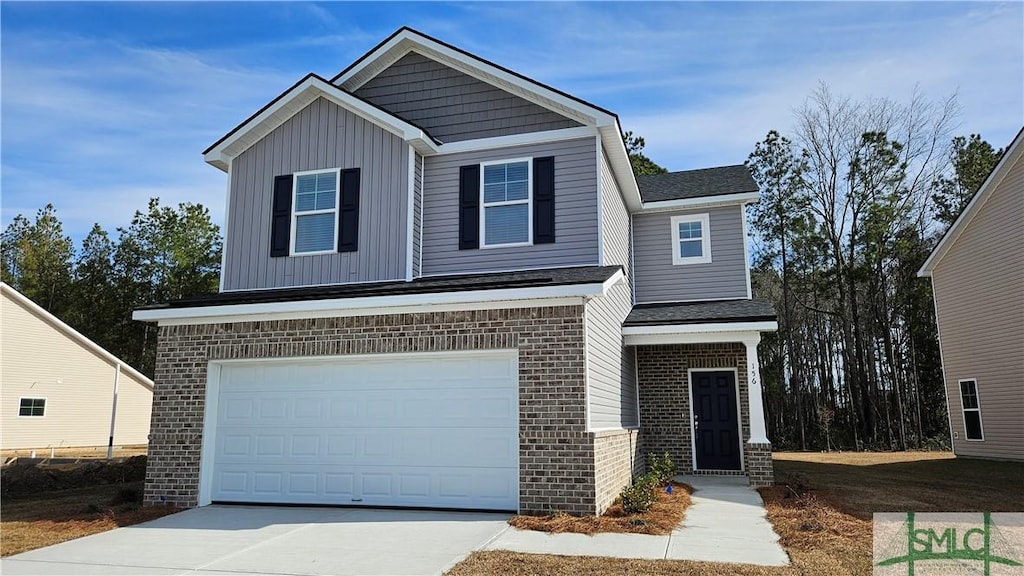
[637,165,759,204]
[1,283,153,389]
[919,127,1024,277]
[203,73,439,172]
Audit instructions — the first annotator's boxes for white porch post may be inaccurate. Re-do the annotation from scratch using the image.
[742,334,770,445]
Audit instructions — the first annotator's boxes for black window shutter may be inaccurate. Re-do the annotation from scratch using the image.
[270,174,293,257]
[533,156,556,244]
[338,168,360,252]
[459,164,480,250]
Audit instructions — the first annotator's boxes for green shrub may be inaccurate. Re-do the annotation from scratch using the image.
[648,452,677,485]
[620,473,658,514]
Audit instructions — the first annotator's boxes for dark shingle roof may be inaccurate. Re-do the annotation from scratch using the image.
[140,266,622,310]
[624,299,776,326]
[636,165,758,203]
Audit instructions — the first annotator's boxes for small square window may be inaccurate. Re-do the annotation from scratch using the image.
[670,214,711,265]
[19,398,45,417]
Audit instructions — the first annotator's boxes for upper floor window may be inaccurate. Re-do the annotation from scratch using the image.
[292,170,339,255]
[670,213,711,265]
[19,397,45,417]
[481,159,532,248]
[959,379,984,441]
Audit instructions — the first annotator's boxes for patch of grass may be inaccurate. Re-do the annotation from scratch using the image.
[447,451,1024,576]
[1,481,179,557]
[508,482,692,535]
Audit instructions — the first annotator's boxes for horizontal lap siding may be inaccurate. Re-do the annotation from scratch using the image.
[932,156,1024,461]
[633,206,748,302]
[223,97,408,290]
[354,52,581,143]
[421,138,599,275]
[587,149,637,430]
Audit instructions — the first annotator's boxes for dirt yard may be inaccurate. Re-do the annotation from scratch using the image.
[1,445,148,460]
[447,451,1024,576]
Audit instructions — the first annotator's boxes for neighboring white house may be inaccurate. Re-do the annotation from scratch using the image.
[1,283,153,450]
[918,127,1024,462]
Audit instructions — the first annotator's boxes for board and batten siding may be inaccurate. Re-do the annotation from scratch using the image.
[421,138,599,275]
[1,292,152,450]
[633,206,748,303]
[354,52,581,143]
[585,148,638,430]
[931,153,1023,461]
[223,97,409,290]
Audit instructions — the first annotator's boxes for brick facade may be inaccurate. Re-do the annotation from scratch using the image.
[636,343,773,486]
[592,429,643,513]
[145,306,604,515]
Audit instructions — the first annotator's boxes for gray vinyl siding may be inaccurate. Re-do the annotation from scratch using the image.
[354,52,581,143]
[586,148,637,430]
[931,153,1024,461]
[223,97,409,290]
[633,206,749,303]
[421,137,599,275]
[412,152,423,278]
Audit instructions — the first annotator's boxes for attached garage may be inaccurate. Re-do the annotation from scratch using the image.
[200,351,519,511]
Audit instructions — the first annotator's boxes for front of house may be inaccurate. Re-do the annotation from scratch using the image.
[134,28,776,516]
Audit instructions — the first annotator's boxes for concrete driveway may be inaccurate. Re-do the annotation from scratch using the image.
[0,505,511,576]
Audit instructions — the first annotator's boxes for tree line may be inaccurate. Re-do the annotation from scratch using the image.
[2,199,221,377]
[743,84,1004,451]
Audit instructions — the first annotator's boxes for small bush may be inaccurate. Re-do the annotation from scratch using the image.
[620,473,658,514]
[648,452,676,485]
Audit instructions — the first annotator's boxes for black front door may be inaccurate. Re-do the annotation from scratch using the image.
[692,371,741,470]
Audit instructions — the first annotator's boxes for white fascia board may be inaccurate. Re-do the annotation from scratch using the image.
[598,123,643,212]
[623,323,777,346]
[337,29,616,128]
[1,283,154,388]
[640,192,761,213]
[133,276,622,325]
[918,127,1024,277]
[436,126,598,155]
[204,76,437,171]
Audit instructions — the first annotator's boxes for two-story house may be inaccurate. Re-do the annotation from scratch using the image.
[134,27,777,516]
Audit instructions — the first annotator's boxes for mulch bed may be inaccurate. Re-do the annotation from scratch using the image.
[508,482,693,535]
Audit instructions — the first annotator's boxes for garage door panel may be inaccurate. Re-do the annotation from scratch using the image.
[210,353,519,510]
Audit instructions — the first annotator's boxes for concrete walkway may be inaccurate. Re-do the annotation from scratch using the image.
[485,475,789,566]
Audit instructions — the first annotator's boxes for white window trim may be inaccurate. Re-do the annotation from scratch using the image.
[670,213,712,265]
[18,396,47,418]
[480,157,533,249]
[290,168,341,256]
[958,378,985,441]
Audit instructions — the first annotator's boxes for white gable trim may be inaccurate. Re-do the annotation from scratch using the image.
[919,127,1024,276]
[1,283,153,389]
[204,75,438,172]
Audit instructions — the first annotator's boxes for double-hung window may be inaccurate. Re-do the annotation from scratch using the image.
[292,170,339,255]
[481,159,532,247]
[958,379,984,440]
[670,213,711,265]
[19,398,45,417]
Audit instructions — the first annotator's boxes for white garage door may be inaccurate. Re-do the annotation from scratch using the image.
[207,352,519,511]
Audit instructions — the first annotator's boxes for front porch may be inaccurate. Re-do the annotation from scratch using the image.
[623,301,776,486]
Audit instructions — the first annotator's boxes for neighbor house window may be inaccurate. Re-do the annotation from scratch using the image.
[291,169,339,255]
[670,213,711,265]
[19,398,45,417]
[481,159,532,247]
[959,379,984,441]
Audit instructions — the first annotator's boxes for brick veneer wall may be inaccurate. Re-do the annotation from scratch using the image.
[745,442,773,486]
[144,306,599,515]
[637,343,769,485]
[592,429,643,514]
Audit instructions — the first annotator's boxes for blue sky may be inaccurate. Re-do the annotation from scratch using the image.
[2,2,1022,244]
